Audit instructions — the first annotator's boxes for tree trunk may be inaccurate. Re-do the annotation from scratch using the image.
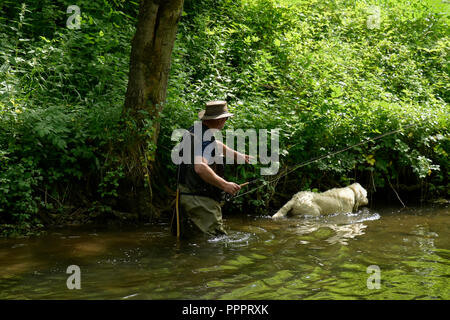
[119,0,184,216]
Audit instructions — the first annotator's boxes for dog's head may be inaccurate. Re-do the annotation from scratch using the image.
[349,183,369,208]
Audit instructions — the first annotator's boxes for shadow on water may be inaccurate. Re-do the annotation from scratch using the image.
[0,204,448,299]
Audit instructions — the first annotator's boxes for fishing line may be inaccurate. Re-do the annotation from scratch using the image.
[228,123,417,200]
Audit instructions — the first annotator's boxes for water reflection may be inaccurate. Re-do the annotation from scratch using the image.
[273,209,380,246]
[0,205,448,299]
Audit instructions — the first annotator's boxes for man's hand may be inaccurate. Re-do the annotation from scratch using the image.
[236,152,255,164]
[243,154,255,164]
[223,181,241,195]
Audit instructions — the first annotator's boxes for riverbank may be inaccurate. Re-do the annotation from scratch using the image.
[2,187,448,238]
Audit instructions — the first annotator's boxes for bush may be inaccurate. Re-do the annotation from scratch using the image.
[160,0,449,210]
[0,0,137,233]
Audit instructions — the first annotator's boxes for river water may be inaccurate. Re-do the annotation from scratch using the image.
[0,205,448,299]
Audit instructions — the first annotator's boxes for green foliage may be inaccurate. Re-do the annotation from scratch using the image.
[160,0,449,209]
[0,0,138,234]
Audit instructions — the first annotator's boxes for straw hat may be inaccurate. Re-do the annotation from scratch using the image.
[198,100,234,120]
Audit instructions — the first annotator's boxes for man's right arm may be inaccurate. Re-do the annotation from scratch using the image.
[194,156,241,195]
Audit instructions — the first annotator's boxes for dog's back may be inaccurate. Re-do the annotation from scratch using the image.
[290,189,354,216]
[290,191,320,215]
[273,183,368,218]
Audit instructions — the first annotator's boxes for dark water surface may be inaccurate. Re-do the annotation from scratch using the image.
[0,205,449,299]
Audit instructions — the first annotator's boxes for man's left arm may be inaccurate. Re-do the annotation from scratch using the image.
[216,140,253,164]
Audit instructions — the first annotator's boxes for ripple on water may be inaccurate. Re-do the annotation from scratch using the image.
[207,231,253,247]
[320,209,381,224]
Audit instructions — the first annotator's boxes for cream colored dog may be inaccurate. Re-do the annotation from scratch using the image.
[272,183,368,218]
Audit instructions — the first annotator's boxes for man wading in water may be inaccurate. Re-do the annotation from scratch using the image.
[172,100,251,237]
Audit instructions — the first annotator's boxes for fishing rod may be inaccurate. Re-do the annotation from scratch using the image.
[227,123,417,201]
[223,180,257,201]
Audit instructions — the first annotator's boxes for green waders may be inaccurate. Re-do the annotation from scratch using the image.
[178,184,227,236]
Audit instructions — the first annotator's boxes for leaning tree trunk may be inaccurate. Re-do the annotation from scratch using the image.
[119,0,184,217]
